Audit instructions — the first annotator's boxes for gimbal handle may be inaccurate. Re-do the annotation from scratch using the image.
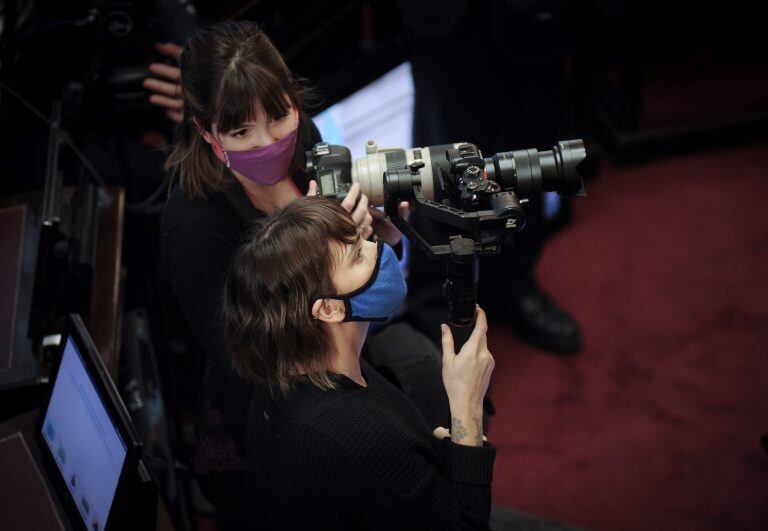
[383,172,480,344]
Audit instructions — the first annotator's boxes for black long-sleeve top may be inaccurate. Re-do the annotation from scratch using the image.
[248,360,495,530]
[160,116,320,472]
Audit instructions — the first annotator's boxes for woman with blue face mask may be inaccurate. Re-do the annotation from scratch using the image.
[160,21,440,529]
[223,197,496,530]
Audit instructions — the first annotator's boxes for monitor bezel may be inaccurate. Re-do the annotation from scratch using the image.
[35,314,142,531]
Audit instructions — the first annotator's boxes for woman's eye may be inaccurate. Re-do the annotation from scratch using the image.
[232,129,247,138]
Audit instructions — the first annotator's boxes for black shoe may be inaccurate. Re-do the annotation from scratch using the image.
[504,283,583,355]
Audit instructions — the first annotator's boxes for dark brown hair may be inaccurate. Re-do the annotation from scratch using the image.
[223,197,358,394]
[166,21,313,198]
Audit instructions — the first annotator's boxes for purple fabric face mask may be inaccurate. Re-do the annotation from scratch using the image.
[220,125,299,186]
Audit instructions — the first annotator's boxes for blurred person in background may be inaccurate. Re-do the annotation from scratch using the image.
[397,0,583,354]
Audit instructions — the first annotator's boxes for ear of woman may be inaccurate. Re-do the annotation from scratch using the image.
[312,298,346,323]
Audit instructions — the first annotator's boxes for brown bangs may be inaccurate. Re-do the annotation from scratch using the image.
[212,61,296,134]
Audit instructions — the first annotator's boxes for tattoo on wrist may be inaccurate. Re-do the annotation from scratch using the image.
[452,418,468,442]
[451,416,482,445]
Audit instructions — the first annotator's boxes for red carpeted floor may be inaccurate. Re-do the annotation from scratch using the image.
[487,141,768,530]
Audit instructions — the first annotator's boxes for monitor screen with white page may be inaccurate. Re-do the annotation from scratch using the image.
[37,315,140,531]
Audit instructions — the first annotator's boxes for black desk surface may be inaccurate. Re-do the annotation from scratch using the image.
[0,409,68,531]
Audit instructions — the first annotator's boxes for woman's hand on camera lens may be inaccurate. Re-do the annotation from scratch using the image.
[341,183,373,239]
[440,306,495,446]
[144,42,184,124]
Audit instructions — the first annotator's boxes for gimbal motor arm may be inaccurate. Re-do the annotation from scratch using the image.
[383,161,491,339]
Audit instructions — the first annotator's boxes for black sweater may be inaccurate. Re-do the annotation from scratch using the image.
[248,361,495,530]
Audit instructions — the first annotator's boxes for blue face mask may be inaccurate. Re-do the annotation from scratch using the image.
[326,241,407,322]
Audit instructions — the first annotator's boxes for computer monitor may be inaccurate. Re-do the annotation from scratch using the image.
[312,61,414,160]
[36,314,141,531]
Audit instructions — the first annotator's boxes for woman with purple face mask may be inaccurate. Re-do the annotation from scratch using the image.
[160,21,444,530]
[188,96,321,215]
